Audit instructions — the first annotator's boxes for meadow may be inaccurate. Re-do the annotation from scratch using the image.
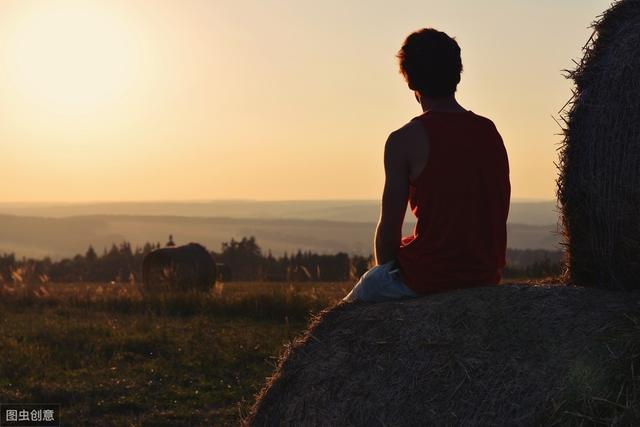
[0,281,354,426]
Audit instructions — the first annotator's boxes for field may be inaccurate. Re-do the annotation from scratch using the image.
[0,281,354,426]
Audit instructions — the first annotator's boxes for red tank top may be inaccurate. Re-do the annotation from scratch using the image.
[396,110,510,295]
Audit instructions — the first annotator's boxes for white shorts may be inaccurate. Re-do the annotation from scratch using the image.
[343,259,418,303]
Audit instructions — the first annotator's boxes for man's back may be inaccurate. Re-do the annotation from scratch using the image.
[395,110,511,294]
[344,27,511,303]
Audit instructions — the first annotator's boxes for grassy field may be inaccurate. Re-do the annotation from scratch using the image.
[0,281,353,426]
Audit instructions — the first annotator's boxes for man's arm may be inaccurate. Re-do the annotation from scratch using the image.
[374,130,410,265]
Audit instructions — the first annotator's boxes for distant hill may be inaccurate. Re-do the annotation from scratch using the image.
[0,214,560,260]
[0,199,559,225]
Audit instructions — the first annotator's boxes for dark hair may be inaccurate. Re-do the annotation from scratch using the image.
[397,28,463,98]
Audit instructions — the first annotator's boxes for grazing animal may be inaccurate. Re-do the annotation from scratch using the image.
[142,243,216,293]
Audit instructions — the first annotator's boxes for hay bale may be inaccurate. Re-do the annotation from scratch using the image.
[557,0,640,290]
[246,285,640,425]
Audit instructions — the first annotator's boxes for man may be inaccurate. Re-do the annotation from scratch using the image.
[344,28,510,303]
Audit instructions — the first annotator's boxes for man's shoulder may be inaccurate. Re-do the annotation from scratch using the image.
[468,113,505,148]
[469,112,499,131]
[387,119,426,144]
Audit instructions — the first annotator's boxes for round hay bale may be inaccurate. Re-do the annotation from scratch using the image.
[246,285,640,425]
[141,243,217,293]
[557,0,640,290]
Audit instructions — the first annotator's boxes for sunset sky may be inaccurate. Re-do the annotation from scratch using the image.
[0,0,610,202]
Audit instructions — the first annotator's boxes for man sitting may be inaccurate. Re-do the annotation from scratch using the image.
[344,28,510,303]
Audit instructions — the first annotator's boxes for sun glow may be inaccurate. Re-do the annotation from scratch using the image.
[3,2,139,115]
[0,0,612,202]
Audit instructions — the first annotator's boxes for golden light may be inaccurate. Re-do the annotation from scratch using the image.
[3,2,139,115]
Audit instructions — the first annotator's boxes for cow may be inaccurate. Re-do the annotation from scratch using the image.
[142,242,217,293]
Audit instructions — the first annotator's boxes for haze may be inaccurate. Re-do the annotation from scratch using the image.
[0,0,610,202]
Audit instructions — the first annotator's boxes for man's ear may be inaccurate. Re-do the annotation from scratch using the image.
[414,91,421,104]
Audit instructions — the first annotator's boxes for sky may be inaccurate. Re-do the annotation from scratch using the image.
[0,0,611,202]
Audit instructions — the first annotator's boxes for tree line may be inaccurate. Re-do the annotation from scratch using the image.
[0,236,561,284]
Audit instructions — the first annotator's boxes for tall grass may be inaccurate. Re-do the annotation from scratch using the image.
[0,281,352,322]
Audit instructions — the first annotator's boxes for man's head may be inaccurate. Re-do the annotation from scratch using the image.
[397,28,462,99]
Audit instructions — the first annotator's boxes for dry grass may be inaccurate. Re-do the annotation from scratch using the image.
[557,0,640,290]
[247,284,640,426]
[0,281,353,321]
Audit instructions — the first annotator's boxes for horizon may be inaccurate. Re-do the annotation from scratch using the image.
[0,197,556,205]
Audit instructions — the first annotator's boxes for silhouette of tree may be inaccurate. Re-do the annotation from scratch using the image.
[0,238,563,284]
